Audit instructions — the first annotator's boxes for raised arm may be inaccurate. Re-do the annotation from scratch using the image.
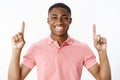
[88,24,111,80]
[8,22,31,80]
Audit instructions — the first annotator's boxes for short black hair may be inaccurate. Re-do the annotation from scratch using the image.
[48,3,71,16]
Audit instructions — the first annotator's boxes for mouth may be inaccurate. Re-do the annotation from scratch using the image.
[55,26,64,31]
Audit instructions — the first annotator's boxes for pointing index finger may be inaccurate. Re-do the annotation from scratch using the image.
[21,21,25,34]
[93,24,96,38]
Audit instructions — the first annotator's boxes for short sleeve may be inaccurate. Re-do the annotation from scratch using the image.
[22,45,36,69]
[83,44,97,69]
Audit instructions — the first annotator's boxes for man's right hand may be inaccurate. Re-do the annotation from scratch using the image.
[12,21,25,50]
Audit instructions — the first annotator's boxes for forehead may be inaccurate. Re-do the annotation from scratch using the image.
[48,7,70,16]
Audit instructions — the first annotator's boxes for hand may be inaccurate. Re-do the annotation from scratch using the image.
[93,24,107,51]
[12,21,25,50]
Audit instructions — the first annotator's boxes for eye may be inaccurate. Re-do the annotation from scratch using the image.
[62,16,69,20]
[51,16,57,20]
[64,17,68,20]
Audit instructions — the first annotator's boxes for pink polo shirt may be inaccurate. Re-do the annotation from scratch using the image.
[22,36,97,80]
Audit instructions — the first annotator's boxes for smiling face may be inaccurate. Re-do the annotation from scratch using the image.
[47,7,72,39]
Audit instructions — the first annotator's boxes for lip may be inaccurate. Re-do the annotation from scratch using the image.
[55,26,64,31]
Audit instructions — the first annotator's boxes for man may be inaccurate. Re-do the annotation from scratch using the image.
[8,3,111,80]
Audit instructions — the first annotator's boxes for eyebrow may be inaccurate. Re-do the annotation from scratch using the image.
[51,14,57,16]
[51,14,69,17]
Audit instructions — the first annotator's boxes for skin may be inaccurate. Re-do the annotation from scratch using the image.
[8,7,111,80]
[88,24,111,80]
[47,8,72,46]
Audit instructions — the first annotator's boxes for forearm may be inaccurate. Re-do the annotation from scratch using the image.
[8,49,21,80]
[98,50,111,80]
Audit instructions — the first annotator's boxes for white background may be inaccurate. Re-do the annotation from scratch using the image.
[0,0,120,80]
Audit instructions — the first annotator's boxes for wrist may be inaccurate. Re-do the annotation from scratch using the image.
[98,50,107,54]
[12,48,22,54]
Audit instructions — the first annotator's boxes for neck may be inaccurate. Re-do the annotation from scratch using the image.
[50,34,68,46]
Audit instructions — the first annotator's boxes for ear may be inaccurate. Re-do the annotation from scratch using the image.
[70,18,72,24]
[47,18,49,24]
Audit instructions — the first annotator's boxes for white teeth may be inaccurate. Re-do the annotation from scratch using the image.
[55,26,64,31]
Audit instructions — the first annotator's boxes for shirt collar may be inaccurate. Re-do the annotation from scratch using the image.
[46,35,73,45]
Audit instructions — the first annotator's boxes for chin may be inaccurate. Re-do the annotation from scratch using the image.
[56,33,67,37]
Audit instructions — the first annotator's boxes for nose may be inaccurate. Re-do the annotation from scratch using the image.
[56,18,63,25]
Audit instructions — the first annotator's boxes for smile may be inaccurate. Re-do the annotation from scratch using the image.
[55,26,64,31]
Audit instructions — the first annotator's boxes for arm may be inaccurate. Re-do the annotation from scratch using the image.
[8,22,31,80]
[88,24,111,80]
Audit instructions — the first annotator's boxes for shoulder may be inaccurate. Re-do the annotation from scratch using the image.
[71,37,89,48]
[30,37,48,49]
